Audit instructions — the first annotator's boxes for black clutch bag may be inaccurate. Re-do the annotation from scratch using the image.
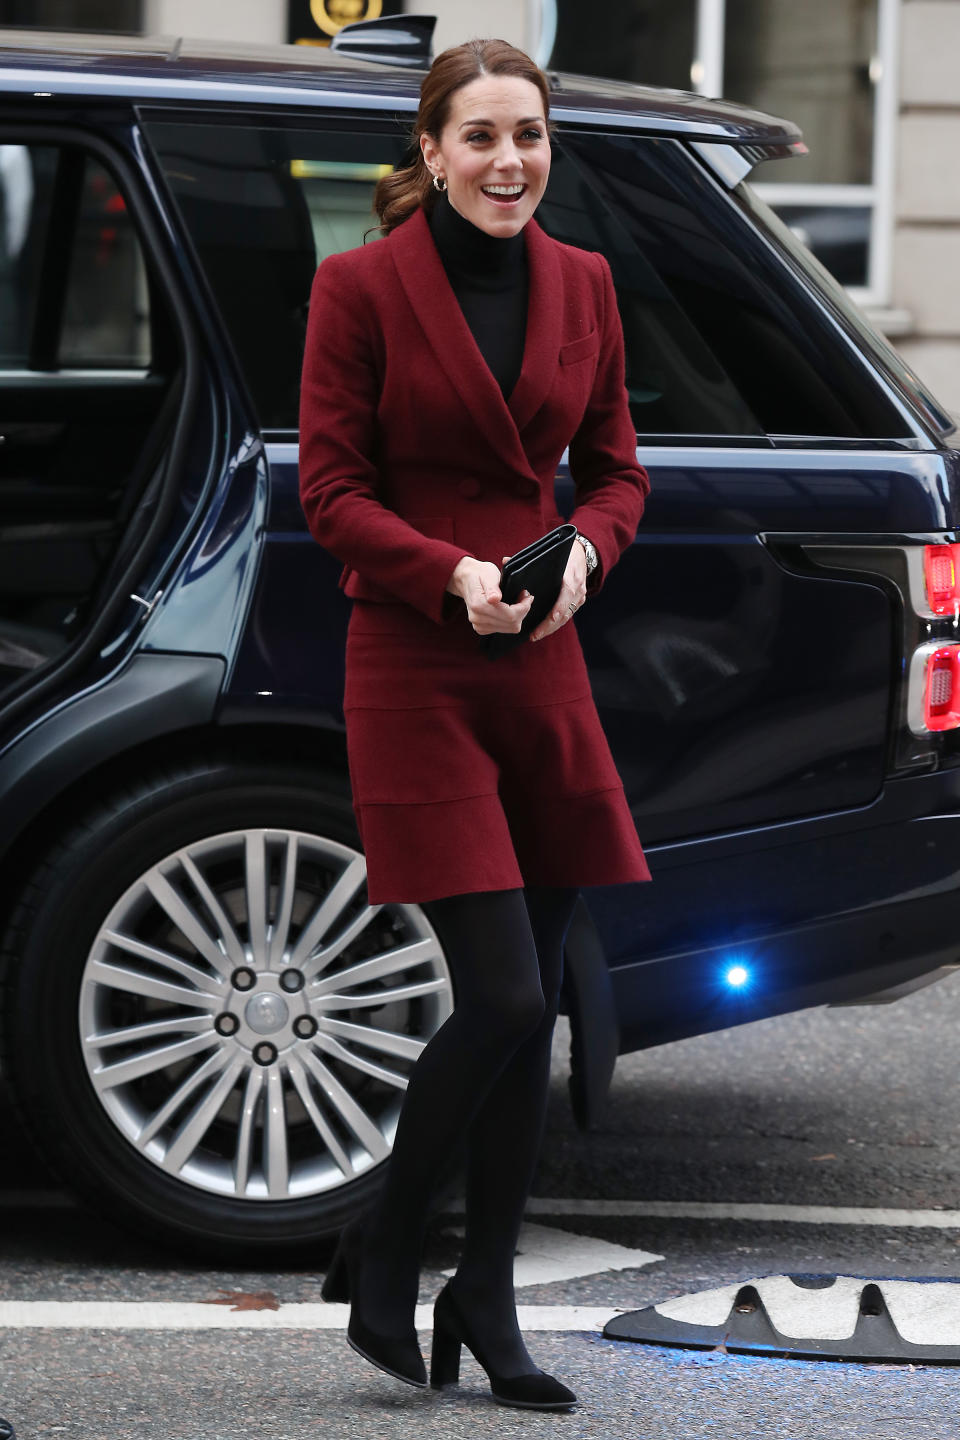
[480,523,579,660]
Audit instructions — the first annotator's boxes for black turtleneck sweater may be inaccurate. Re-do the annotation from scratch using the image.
[428,192,528,400]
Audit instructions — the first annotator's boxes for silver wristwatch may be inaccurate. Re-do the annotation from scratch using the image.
[576,532,598,575]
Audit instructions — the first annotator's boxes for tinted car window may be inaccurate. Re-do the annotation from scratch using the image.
[144,118,914,444]
[549,133,914,442]
[537,138,765,441]
[0,144,54,364]
[148,117,762,440]
[0,144,149,370]
[60,154,150,367]
[144,120,404,430]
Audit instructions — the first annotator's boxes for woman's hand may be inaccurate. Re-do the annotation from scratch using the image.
[447,557,534,636]
[528,542,588,643]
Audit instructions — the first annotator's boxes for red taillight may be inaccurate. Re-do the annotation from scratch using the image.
[923,544,960,614]
[924,646,960,730]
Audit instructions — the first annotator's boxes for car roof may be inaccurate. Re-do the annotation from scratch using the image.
[0,29,801,146]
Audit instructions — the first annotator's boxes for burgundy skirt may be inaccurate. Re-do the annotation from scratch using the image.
[343,599,651,904]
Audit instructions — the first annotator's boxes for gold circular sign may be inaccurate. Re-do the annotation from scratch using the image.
[309,0,383,38]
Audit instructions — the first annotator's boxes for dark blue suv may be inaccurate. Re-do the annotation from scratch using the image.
[1,19,958,1257]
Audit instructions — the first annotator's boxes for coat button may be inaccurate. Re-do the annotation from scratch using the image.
[457,478,481,499]
[516,479,538,498]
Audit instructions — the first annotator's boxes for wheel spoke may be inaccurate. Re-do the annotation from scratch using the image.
[85,1013,213,1048]
[267,834,299,969]
[285,1054,354,1177]
[288,856,367,970]
[318,977,448,1011]
[263,1066,289,1197]
[91,1030,220,1092]
[316,1016,426,1063]
[309,937,441,997]
[164,1055,245,1174]
[178,854,246,970]
[101,930,224,995]
[312,1032,409,1089]
[300,902,383,980]
[136,1048,231,1148]
[87,958,222,1011]
[299,1048,390,1162]
[245,831,269,965]
[234,1065,263,1196]
[144,869,233,978]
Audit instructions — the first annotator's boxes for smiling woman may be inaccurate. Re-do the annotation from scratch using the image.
[372,37,553,236]
[419,76,551,237]
[299,35,649,1416]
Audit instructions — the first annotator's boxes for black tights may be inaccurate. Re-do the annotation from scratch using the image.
[358,885,579,1376]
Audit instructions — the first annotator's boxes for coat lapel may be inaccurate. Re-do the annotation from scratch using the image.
[388,208,561,478]
[506,217,562,435]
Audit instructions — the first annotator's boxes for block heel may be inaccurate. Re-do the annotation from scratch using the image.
[429,1314,462,1388]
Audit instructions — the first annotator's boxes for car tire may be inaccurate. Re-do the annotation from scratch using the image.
[0,756,454,1260]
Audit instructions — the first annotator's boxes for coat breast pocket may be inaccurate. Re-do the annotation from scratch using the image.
[559,331,600,366]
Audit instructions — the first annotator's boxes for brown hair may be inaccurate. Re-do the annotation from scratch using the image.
[373,38,551,235]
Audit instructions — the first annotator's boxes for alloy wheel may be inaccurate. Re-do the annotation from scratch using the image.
[77,829,452,1200]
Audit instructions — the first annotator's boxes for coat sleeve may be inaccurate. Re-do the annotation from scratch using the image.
[298,253,473,624]
[566,251,650,594]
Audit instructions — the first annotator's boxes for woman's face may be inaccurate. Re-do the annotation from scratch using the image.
[420,75,550,238]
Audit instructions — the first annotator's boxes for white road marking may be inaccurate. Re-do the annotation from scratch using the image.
[4,1193,960,1229]
[0,1302,617,1332]
[656,1275,960,1347]
[441,1221,662,1287]
[515,1199,960,1228]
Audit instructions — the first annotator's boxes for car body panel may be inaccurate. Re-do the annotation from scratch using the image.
[139,431,269,680]
[0,652,225,857]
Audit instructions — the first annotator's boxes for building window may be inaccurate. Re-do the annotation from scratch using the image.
[549,0,897,307]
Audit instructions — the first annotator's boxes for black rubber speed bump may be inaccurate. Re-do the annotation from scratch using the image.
[604,1274,960,1363]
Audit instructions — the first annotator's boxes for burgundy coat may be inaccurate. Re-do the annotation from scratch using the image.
[299,206,652,903]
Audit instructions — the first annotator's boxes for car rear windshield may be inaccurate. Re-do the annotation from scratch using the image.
[731,179,956,440]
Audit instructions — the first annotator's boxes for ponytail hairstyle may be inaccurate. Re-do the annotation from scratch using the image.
[373,38,551,235]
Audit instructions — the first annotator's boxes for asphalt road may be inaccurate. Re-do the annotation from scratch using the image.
[3,969,960,1439]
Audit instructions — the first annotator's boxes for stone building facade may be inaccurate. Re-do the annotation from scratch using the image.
[894,0,960,415]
